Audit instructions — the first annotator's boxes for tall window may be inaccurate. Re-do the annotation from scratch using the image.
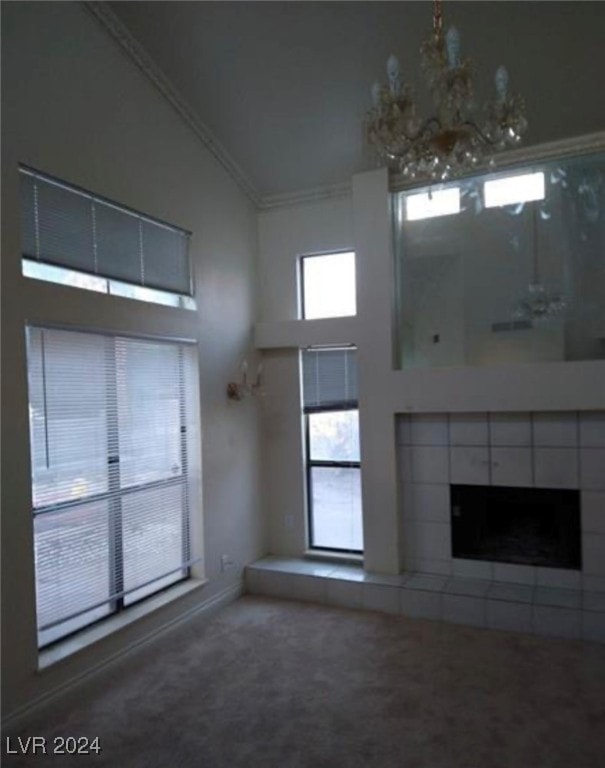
[300,252,356,319]
[302,347,363,553]
[26,327,201,647]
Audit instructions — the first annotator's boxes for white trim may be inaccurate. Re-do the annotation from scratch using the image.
[258,181,353,211]
[84,2,261,207]
[2,580,243,732]
[82,5,605,210]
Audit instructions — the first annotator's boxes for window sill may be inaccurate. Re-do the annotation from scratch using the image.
[304,549,364,566]
[38,578,207,671]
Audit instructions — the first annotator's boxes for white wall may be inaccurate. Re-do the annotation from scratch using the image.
[257,196,354,554]
[257,165,605,575]
[1,2,264,720]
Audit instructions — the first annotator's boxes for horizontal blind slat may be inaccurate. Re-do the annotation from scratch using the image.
[27,326,199,648]
[302,348,358,409]
[19,169,192,297]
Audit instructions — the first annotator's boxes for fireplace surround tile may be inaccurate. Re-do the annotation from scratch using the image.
[446,577,491,597]
[397,411,604,624]
[399,447,413,484]
[411,446,449,484]
[405,557,452,576]
[486,600,532,633]
[489,413,532,446]
[581,491,605,534]
[488,581,534,603]
[532,605,581,640]
[583,591,605,612]
[405,483,451,523]
[326,579,363,609]
[443,594,486,628]
[362,583,401,614]
[400,588,443,620]
[491,447,533,486]
[583,574,605,592]
[534,586,582,609]
[405,573,449,591]
[452,558,494,580]
[450,446,490,485]
[493,563,536,587]
[582,611,605,643]
[582,533,605,576]
[579,412,605,448]
[396,417,412,446]
[533,412,579,447]
[246,560,605,642]
[536,567,582,590]
[449,413,488,446]
[405,520,451,561]
[409,414,449,446]
[534,447,579,488]
[579,448,605,490]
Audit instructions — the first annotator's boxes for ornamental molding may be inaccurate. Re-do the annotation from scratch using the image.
[85,1,261,207]
[390,131,605,192]
[258,181,353,212]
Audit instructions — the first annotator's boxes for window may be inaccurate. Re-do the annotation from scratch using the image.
[302,347,363,552]
[405,187,460,221]
[300,252,356,319]
[483,171,545,208]
[20,166,194,308]
[26,327,201,647]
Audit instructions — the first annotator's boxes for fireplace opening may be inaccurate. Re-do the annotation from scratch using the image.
[451,485,581,569]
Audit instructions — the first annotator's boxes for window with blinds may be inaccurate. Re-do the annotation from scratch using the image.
[19,166,193,304]
[301,347,358,412]
[301,347,363,553]
[26,327,201,648]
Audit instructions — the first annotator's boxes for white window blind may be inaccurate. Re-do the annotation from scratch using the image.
[26,327,201,647]
[20,167,192,296]
[302,347,358,411]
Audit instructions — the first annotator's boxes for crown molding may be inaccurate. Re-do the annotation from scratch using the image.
[84,1,261,207]
[390,131,605,193]
[258,181,352,211]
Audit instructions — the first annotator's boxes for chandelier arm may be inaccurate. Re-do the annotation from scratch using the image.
[365,2,527,181]
[532,205,540,283]
[459,120,497,148]
[432,0,443,38]
[398,116,442,144]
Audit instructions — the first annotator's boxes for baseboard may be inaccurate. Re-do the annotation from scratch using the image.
[2,579,243,733]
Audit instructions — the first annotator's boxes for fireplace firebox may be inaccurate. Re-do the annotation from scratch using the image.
[451,485,581,570]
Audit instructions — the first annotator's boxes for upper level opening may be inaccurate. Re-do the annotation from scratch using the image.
[300,251,356,320]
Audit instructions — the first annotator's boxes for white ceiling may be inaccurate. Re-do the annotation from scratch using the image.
[108,1,605,202]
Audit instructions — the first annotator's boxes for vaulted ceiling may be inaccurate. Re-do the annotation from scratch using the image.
[107,1,605,203]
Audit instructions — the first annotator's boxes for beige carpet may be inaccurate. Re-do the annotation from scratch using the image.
[3,595,605,768]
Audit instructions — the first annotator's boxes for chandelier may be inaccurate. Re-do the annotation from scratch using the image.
[366,0,528,182]
[513,207,567,322]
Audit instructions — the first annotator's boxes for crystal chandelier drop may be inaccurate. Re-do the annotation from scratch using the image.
[513,207,567,322]
[366,0,528,182]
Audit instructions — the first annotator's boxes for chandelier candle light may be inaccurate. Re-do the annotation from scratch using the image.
[513,206,567,322]
[366,0,528,182]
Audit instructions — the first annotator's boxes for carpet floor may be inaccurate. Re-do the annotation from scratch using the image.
[3,595,605,768]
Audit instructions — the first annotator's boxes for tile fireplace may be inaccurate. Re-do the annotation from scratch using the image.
[397,411,604,589]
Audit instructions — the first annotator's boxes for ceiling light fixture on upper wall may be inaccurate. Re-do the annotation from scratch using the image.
[366,0,528,183]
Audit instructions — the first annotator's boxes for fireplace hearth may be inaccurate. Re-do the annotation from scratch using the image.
[451,485,581,570]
